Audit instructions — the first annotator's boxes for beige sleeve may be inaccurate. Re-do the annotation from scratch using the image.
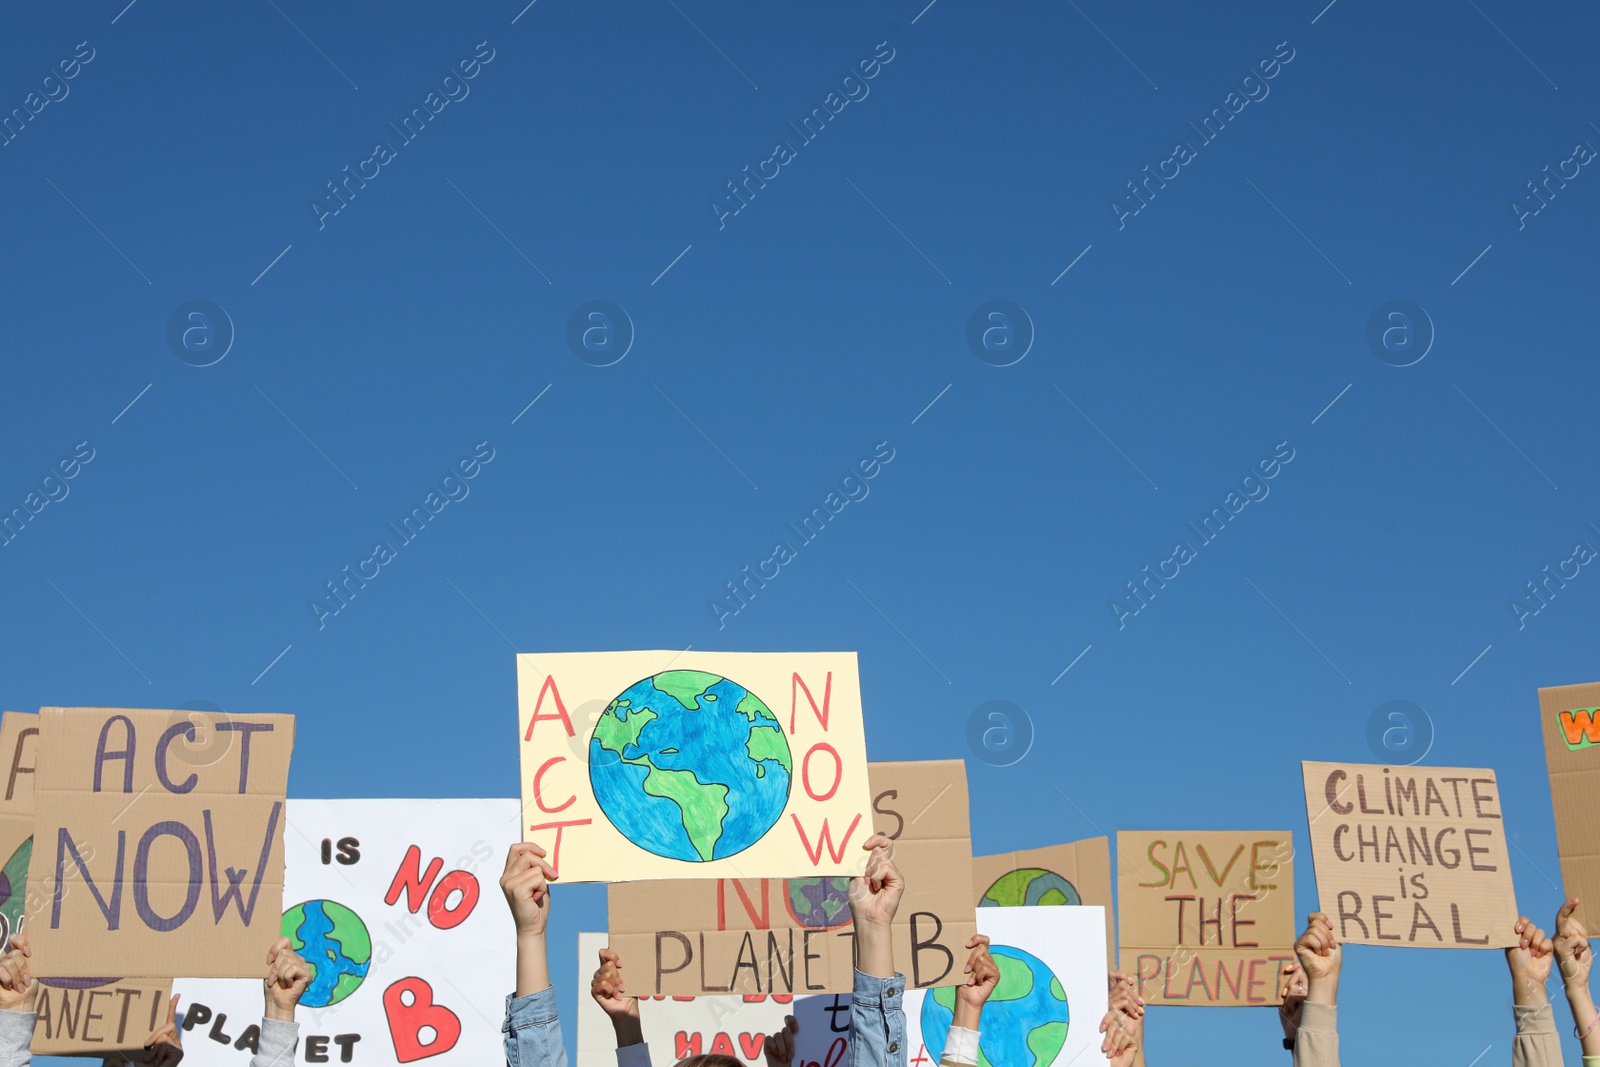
[1293,1002,1339,1067]
[1512,1001,1564,1067]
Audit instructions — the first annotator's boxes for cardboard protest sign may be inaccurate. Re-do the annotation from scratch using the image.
[27,707,295,977]
[972,837,1114,966]
[1115,831,1294,1005]
[517,652,873,883]
[607,760,977,995]
[176,799,519,1067]
[1538,681,1600,931]
[1301,761,1517,948]
[0,711,179,1057]
[576,933,874,1067]
[31,977,172,1059]
[578,907,1106,1067]
[909,907,1105,1067]
[0,710,39,950]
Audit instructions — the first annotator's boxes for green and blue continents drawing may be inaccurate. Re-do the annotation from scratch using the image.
[786,876,852,929]
[920,945,1069,1067]
[0,838,31,942]
[590,670,792,862]
[979,868,1082,907]
[283,899,372,1008]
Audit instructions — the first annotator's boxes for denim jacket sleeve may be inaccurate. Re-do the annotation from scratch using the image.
[848,970,906,1067]
[503,987,568,1067]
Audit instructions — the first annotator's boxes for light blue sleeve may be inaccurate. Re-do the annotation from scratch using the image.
[847,970,906,1067]
[502,987,568,1067]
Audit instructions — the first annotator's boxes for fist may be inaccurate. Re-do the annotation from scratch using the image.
[264,937,312,1020]
[501,843,557,936]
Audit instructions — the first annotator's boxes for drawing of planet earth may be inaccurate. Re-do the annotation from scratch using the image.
[590,671,792,862]
[980,868,1082,907]
[787,876,852,928]
[920,945,1069,1067]
[283,899,372,1007]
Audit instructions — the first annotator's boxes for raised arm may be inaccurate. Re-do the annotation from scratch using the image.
[590,948,647,1067]
[1290,913,1340,1067]
[1553,899,1600,1061]
[1507,914,1562,1067]
[1100,969,1146,1067]
[847,832,905,1067]
[941,936,1000,1067]
[499,842,567,1067]
[254,937,311,1067]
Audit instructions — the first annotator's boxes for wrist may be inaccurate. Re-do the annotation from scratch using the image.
[952,1002,981,1030]
[611,1016,644,1047]
[517,927,548,943]
[264,1004,296,1022]
[1305,979,1338,1006]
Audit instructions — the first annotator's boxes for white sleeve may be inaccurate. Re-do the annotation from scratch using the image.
[251,1017,300,1067]
[0,1010,34,1067]
[940,1026,981,1066]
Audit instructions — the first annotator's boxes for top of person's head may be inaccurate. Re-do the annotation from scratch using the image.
[677,1057,744,1067]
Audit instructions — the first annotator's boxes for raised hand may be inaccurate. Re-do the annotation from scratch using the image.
[591,948,640,1018]
[1293,912,1341,1005]
[500,842,558,937]
[763,1015,798,1067]
[1278,959,1308,1041]
[1507,914,1556,1004]
[145,994,185,1067]
[264,937,313,1021]
[1555,899,1593,986]
[849,833,902,978]
[1098,970,1144,1067]
[847,833,903,928]
[956,935,1000,1008]
[0,933,37,1014]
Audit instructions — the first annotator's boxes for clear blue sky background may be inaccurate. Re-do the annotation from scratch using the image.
[3,0,1599,1062]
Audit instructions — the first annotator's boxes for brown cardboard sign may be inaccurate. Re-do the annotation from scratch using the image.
[30,976,172,1059]
[1301,760,1516,949]
[0,711,40,949]
[606,759,977,994]
[27,707,295,977]
[1116,831,1294,1005]
[971,837,1115,966]
[1538,681,1600,931]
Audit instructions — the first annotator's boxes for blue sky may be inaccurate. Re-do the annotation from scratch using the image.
[3,0,1599,1061]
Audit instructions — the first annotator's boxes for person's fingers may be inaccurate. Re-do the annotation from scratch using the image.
[785,1015,798,1034]
[8,934,27,958]
[861,832,892,851]
[266,936,292,965]
[168,994,181,1026]
[967,934,991,950]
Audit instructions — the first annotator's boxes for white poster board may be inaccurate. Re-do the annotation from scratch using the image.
[176,799,519,1066]
[577,907,1106,1067]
